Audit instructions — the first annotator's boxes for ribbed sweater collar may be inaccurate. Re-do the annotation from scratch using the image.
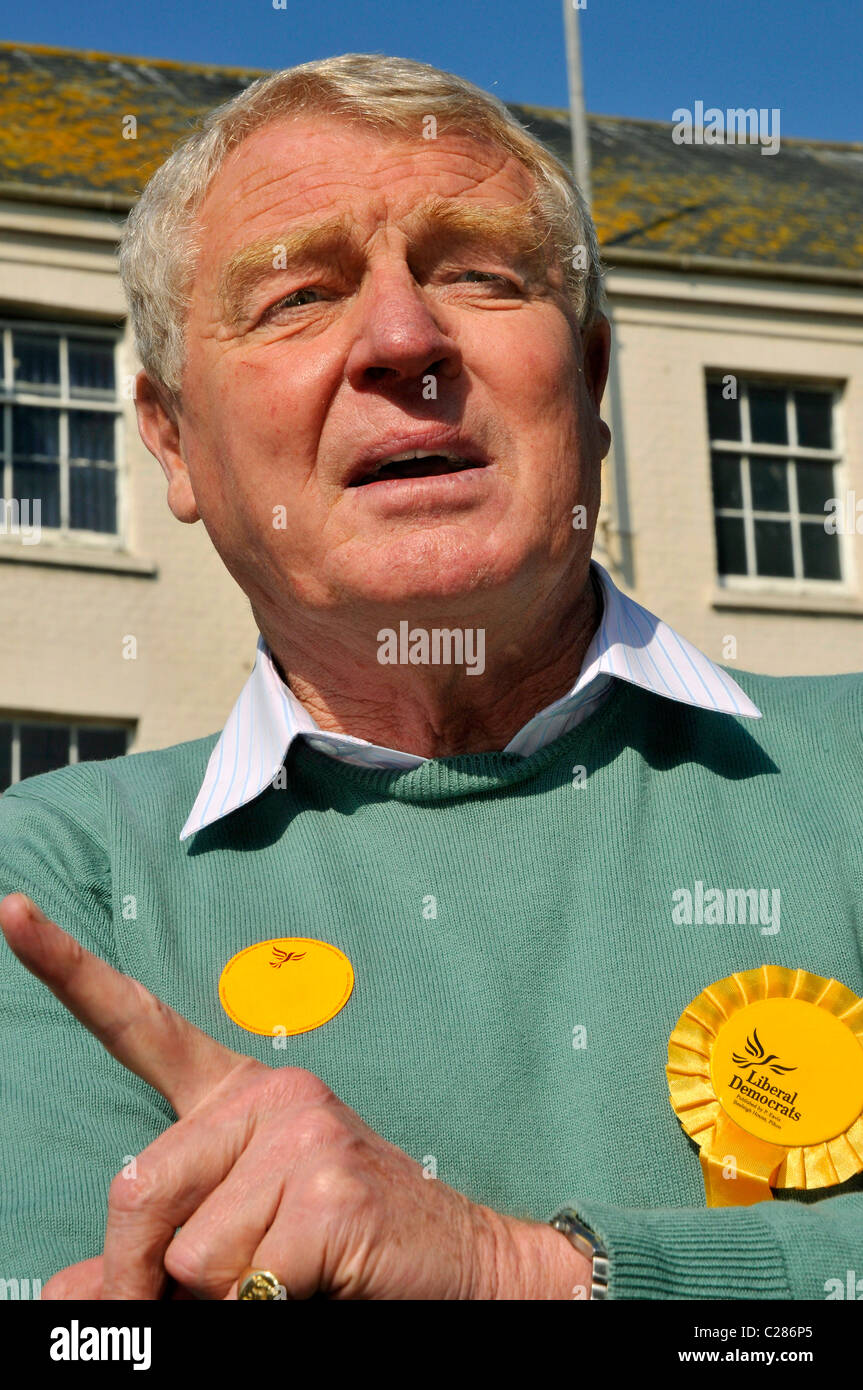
[286,677,641,803]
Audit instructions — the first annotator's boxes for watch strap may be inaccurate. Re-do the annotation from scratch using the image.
[549,1208,609,1300]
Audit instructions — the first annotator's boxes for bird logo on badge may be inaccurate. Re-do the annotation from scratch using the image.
[731,1027,797,1076]
[269,947,306,969]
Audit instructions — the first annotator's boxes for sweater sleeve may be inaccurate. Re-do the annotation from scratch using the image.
[554,1187,863,1299]
[0,770,174,1285]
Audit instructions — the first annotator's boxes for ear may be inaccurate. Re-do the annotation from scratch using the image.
[581,314,612,459]
[133,371,200,524]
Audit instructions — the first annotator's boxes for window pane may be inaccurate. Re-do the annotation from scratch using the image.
[69,339,115,397]
[69,410,114,463]
[800,522,841,581]
[754,519,794,577]
[750,455,789,512]
[70,465,116,533]
[19,724,69,781]
[12,405,59,459]
[0,723,11,792]
[794,390,832,450]
[706,380,741,441]
[12,333,60,395]
[12,461,60,528]
[748,386,788,445]
[715,515,747,575]
[796,460,835,515]
[77,727,127,762]
[711,451,743,509]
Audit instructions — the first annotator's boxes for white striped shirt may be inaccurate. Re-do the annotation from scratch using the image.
[181,559,761,840]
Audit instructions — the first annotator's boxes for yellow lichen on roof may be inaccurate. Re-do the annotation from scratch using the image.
[0,43,860,272]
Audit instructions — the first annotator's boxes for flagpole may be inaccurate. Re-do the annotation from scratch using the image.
[562,0,591,207]
[562,0,626,580]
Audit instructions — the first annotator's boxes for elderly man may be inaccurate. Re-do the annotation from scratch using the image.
[1,53,861,1303]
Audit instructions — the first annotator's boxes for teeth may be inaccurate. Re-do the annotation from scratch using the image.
[372,449,469,472]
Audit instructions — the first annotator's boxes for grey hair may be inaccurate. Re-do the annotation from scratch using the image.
[118,52,605,402]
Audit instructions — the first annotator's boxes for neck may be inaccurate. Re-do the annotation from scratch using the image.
[257,567,601,760]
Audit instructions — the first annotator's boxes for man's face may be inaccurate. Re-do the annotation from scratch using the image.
[169,115,611,624]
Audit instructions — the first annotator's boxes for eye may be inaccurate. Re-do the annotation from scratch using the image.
[261,287,324,318]
[457,270,516,287]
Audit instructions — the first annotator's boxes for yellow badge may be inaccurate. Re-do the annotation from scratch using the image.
[667,966,863,1206]
[219,937,354,1038]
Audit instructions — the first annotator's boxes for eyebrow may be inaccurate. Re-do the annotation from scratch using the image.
[217,194,556,326]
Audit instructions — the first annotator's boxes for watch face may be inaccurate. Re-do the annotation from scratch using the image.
[554,1213,597,1246]
[551,1214,610,1299]
[552,1213,603,1259]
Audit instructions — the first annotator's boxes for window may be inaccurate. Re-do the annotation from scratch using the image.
[705,375,842,584]
[0,322,121,540]
[0,719,129,792]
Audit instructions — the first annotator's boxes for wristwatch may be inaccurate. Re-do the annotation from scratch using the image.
[549,1209,609,1300]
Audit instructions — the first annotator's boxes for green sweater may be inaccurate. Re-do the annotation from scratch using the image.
[1,668,862,1299]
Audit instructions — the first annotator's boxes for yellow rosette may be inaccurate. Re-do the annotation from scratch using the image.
[667,965,863,1206]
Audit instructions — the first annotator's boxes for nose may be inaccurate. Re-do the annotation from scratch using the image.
[344,261,462,393]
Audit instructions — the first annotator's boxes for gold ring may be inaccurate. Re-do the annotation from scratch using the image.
[238,1267,285,1300]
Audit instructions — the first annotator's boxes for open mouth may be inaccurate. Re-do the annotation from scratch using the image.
[349,450,486,486]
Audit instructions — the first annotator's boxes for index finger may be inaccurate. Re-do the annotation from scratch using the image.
[0,892,248,1116]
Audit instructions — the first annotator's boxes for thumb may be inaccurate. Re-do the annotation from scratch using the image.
[42,1256,104,1300]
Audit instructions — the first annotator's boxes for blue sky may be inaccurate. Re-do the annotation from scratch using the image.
[0,0,860,142]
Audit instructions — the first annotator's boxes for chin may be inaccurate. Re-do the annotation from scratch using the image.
[341,536,519,608]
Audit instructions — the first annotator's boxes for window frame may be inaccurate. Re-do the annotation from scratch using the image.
[0,317,125,549]
[0,715,130,789]
[704,371,854,597]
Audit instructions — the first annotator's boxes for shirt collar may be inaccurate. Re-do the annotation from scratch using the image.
[180,560,761,840]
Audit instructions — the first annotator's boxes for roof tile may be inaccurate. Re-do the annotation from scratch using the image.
[1,42,860,270]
